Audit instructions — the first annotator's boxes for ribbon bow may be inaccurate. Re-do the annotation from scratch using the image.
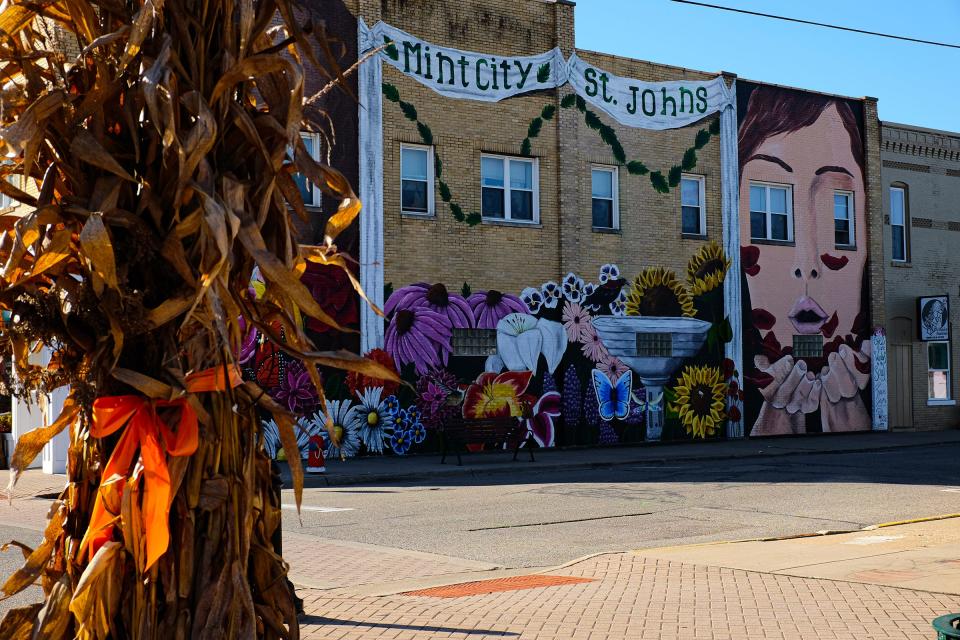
[79,366,243,570]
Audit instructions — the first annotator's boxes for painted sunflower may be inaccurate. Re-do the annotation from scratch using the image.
[672,365,727,439]
[624,267,695,318]
[686,241,731,296]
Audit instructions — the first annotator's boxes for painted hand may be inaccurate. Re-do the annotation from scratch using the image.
[819,343,872,432]
[752,354,805,435]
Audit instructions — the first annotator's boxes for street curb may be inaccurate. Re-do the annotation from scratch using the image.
[630,512,960,552]
[292,435,960,488]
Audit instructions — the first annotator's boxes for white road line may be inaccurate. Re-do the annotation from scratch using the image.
[281,504,354,513]
[940,488,960,493]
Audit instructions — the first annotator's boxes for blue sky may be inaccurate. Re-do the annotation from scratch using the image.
[575,0,960,132]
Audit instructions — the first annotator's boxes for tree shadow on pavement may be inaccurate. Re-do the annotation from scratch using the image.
[299,616,518,636]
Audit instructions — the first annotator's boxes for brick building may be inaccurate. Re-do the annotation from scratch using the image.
[881,122,960,430]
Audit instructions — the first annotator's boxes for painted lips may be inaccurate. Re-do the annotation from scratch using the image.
[788,296,829,334]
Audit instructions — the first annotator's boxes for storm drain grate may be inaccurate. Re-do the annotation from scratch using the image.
[401,575,595,598]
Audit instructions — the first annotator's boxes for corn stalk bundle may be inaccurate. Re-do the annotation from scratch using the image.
[0,0,394,637]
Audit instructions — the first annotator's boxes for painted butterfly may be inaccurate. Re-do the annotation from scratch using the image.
[592,369,632,422]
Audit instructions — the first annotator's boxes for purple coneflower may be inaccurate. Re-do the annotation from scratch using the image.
[238,316,258,364]
[385,282,474,328]
[467,290,529,329]
[384,306,453,375]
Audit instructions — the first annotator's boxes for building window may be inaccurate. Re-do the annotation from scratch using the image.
[928,341,951,401]
[681,174,705,236]
[400,143,434,216]
[289,132,321,208]
[749,182,793,242]
[833,191,854,247]
[890,185,909,262]
[481,154,538,223]
[0,174,17,210]
[592,166,618,229]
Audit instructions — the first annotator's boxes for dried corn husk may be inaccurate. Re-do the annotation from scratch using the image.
[0,0,395,637]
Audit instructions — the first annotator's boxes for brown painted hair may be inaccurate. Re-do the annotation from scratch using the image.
[738,85,864,176]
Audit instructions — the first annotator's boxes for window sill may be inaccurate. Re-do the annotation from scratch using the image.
[927,399,956,407]
[401,211,435,220]
[481,218,542,228]
[681,233,707,241]
[751,238,795,247]
[891,261,912,268]
[592,226,621,234]
[834,244,858,252]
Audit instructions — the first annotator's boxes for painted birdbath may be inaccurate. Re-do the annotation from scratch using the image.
[592,316,712,441]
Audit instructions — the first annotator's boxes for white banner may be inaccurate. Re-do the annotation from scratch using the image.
[366,21,567,103]
[566,54,734,130]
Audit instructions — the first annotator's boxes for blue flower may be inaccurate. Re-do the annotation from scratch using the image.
[541,282,561,309]
[520,287,544,314]
[383,395,401,416]
[410,420,427,444]
[390,429,413,455]
[599,264,620,284]
[406,406,422,422]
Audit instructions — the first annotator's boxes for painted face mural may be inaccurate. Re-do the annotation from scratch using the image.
[738,83,872,436]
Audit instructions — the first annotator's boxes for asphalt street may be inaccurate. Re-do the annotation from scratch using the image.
[283,443,960,568]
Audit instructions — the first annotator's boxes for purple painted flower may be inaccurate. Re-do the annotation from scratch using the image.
[562,366,581,426]
[416,368,459,430]
[583,380,600,428]
[272,362,318,413]
[238,317,258,365]
[385,282,474,328]
[542,371,557,396]
[384,307,453,375]
[467,290,529,329]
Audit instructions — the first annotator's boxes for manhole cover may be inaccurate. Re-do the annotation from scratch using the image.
[402,575,594,598]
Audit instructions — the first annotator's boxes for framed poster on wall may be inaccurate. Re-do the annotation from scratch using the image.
[918,295,949,341]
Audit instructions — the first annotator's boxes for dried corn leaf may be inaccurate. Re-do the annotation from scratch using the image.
[69,541,123,640]
[7,391,78,487]
[79,213,119,293]
[0,603,42,640]
[0,507,63,599]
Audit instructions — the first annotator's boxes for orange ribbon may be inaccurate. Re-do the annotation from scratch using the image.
[79,365,243,570]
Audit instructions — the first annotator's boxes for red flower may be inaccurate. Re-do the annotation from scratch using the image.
[523,391,561,448]
[741,245,760,277]
[346,348,399,397]
[727,405,742,422]
[462,371,533,419]
[751,308,776,331]
[301,262,359,334]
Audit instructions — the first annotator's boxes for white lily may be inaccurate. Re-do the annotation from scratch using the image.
[496,313,566,374]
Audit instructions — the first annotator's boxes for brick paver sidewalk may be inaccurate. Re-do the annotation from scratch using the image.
[299,553,960,639]
[3,469,67,500]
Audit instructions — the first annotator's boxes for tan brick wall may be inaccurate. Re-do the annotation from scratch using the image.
[881,122,960,430]
[570,51,723,285]
[374,0,563,294]
[360,0,725,295]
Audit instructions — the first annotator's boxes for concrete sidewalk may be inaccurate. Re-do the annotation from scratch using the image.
[634,516,960,596]
[289,430,960,487]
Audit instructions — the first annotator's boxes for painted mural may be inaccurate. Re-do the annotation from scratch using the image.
[737,82,872,436]
[241,245,738,460]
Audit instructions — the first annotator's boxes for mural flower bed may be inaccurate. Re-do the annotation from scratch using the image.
[384,306,453,374]
[416,368,459,430]
[494,314,565,374]
[321,399,361,460]
[272,361,320,413]
[522,391,562,447]
[671,365,727,439]
[349,387,397,454]
[347,348,401,397]
[468,289,528,329]
[462,371,533,419]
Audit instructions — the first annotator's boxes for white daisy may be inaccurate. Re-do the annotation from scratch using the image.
[347,387,396,454]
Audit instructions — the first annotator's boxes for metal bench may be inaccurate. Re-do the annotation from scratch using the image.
[439,415,535,465]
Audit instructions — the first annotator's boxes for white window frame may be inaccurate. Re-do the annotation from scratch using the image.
[400,143,435,217]
[288,131,322,208]
[890,186,908,263]
[833,189,855,248]
[680,174,706,236]
[480,153,540,224]
[927,341,953,404]
[749,181,794,242]
[0,174,17,210]
[591,165,619,230]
